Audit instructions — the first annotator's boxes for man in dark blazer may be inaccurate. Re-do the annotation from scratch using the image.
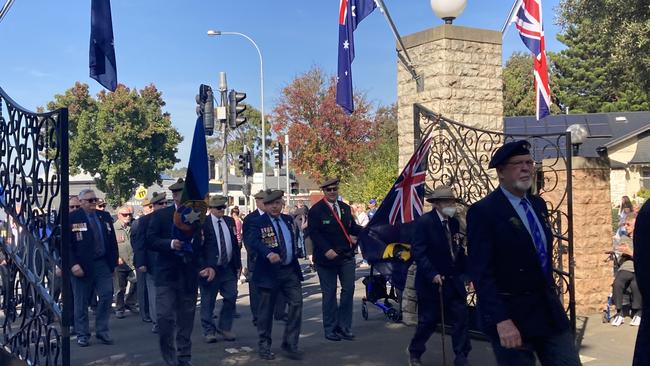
[246,190,304,361]
[408,186,471,366]
[467,140,580,365]
[241,189,269,326]
[308,177,362,341]
[132,192,167,333]
[633,199,649,366]
[200,195,241,343]
[69,189,119,347]
[146,179,217,366]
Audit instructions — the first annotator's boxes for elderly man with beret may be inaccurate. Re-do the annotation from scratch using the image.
[467,140,580,365]
[408,186,471,366]
[246,190,304,361]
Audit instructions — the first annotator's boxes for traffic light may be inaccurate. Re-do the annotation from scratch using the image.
[208,155,215,180]
[196,84,214,135]
[238,154,246,174]
[228,90,247,129]
[290,181,299,195]
[244,150,253,177]
[274,143,283,168]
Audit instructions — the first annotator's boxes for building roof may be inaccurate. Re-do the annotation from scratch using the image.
[504,111,650,159]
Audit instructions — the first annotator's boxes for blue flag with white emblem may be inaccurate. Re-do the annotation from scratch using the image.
[89,0,118,91]
[336,0,376,114]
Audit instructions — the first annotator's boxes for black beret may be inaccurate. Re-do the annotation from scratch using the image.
[488,140,531,169]
[263,190,284,204]
[319,177,340,189]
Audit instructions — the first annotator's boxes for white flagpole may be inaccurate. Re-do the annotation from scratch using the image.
[0,0,16,24]
[501,0,523,37]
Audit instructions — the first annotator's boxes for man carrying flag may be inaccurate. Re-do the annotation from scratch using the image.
[146,116,217,366]
[336,0,377,114]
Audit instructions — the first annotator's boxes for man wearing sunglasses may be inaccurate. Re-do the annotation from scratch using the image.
[200,195,241,343]
[69,195,81,212]
[113,205,137,319]
[146,178,217,366]
[132,192,167,333]
[308,178,363,342]
[68,189,119,347]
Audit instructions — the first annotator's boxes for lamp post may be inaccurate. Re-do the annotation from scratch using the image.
[430,0,467,24]
[567,124,589,156]
[207,30,267,189]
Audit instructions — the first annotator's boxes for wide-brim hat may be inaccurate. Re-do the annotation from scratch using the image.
[263,190,284,204]
[169,178,185,192]
[150,192,166,204]
[489,140,531,169]
[209,195,228,207]
[319,177,340,189]
[425,186,460,203]
[141,198,152,206]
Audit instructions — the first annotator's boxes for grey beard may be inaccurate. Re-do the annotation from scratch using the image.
[514,179,532,192]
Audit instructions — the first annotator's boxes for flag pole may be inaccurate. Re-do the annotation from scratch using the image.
[374,0,422,90]
[0,0,15,24]
[501,0,522,37]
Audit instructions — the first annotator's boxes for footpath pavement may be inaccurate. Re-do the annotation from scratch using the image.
[71,265,638,366]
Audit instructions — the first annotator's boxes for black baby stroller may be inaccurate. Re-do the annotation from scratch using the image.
[361,243,411,323]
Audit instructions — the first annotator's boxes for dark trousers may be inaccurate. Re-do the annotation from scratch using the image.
[316,258,355,335]
[136,270,150,320]
[114,268,137,311]
[249,275,260,324]
[633,305,650,366]
[274,293,288,319]
[488,329,581,366]
[71,259,113,339]
[256,266,302,352]
[156,285,198,366]
[614,269,643,311]
[145,272,157,326]
[200,267,237,334]
[408,282,471,365]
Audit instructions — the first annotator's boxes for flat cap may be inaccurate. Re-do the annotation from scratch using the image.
[209,195,228,207]
[263,190,284,204]
[488,140,531,169]
[169,178,185,192]
[253,190,267,199]
[97,198,106,206]
[150,192,166,204]
[425,186,460,203]
[319,177,340,189]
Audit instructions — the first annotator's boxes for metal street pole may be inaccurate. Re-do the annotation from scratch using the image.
[218,72,229,197]
[285,134,290,208]
[207,30,267,189]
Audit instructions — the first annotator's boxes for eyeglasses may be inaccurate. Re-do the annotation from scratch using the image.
[506,160,535,168]
[324,187,338,192]
[210,205,226,210]
[69,205,80,209]
[81,198,98,203]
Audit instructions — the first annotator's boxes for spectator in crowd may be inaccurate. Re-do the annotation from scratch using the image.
[113,205,137,319]
[353,203,370,227]
[611,213,642,327]
[633,199,649,365]
[367,198,378,220]
[618,196,634,237]
[96,198,107,212]
[231,206,243,245]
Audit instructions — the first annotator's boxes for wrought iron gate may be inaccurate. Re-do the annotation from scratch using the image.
[413,103,576,331]
[0,87,70,365]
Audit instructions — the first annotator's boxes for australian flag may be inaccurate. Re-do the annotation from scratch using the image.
[512,0,550,120]
[358,134,433,288]
[336,0,376,114]
[90,0,117,91]
[172,114,209,257]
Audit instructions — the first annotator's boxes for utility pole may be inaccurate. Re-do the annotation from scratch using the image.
[285,134,290,208]
[218,72,229,197]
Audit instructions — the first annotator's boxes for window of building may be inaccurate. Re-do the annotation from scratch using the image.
[641,167,650,189]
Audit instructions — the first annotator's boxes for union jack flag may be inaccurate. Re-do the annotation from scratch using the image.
[512,0,551,120]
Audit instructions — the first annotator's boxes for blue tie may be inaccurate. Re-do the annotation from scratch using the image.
[519,199,549,275]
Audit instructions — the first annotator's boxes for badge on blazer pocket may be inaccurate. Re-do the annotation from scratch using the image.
[322,220,330,224]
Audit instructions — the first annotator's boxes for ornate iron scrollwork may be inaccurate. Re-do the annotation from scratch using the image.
[414,104,576,331]
[0,87,69,365]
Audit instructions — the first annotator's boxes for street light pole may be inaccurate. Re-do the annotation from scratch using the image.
[207,30,267,189]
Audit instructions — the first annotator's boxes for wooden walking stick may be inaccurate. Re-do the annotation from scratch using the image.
[439,283,447,366]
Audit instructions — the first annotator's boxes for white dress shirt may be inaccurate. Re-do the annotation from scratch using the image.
[211,215,232,264]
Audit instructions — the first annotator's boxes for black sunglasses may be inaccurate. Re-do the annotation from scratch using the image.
[324,187,338,192]
[82,198,98,203]
[69,205,80,209]
[118,212,132,216]
[210,205,227,210]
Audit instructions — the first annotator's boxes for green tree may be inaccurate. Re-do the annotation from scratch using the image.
[550,19,649,113]
[503,52,536,117]
[271,66,374,182]
[48,83,182,207]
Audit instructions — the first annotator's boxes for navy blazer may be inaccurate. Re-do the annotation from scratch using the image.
[242,209,263,272]
[308,199,362,266]
[69,209,119,277]
[145,205,216,289]
[633,200,650,365]
[467,188,569,339]
[412,210,466,297]
[131,213,158,276]
[203,214,242,275]
[247,213,303,289]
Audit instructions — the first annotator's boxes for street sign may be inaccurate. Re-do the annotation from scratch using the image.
[135,186,147,200]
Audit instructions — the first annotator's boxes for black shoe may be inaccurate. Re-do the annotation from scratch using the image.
[77,337,90,347]
[142,317,153,323]
[325,332,341,341]
[96,333,114,345]
[409,356,423,366]
[281,344,304,360]
[335,328,355,340]
[151,324,159,334]
[259,350,276,360]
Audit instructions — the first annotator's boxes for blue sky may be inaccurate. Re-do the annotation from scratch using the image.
[0,0,563,167]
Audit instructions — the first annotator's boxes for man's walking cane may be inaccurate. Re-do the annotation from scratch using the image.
[439,282,447,366]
